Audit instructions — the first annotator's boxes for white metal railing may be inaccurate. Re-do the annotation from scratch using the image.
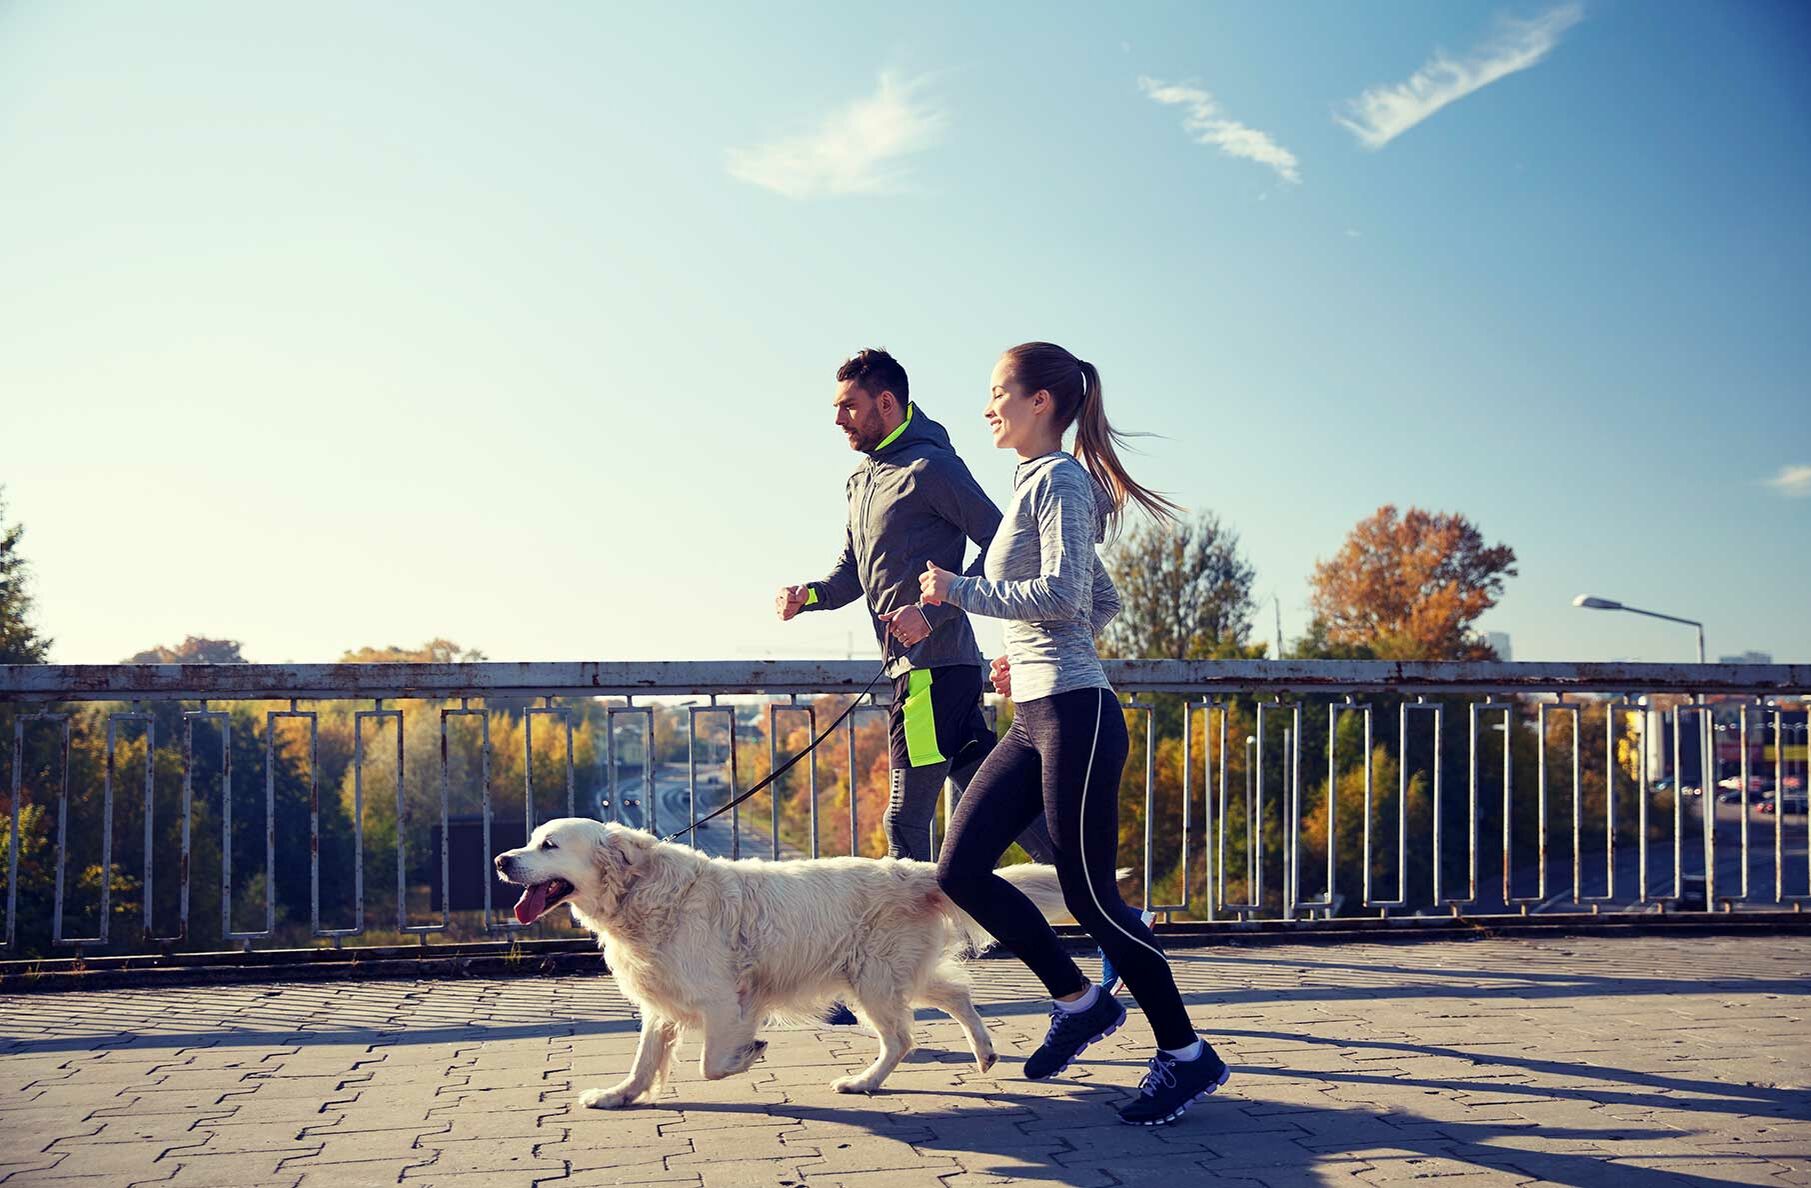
[1,659,1807,958]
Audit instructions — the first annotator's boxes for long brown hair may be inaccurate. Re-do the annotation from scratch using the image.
[1000,341,1181,535]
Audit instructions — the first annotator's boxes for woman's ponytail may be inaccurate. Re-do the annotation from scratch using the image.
[1029,350,1180,537]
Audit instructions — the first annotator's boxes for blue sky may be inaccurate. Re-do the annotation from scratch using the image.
[2,1,1806,666]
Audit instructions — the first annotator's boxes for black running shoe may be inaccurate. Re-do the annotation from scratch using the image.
[1023,991,1127,1080]
[1117,1046,1231,1126]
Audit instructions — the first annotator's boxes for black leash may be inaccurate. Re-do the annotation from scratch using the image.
[660,637,897,844]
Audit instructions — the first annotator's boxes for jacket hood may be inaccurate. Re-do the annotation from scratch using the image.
[868,403,954,460]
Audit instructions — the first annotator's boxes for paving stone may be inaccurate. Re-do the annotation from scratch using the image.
[791,1133,958,1176]
[537,1137,693,1173]
[293,1165,419,1188]
[434,1109,565,1142]
[812,1171,963,1188]
[156,1152,314,1187]
[939,1167,1119,1187]
[280,1126,447,1166]
[20,1142,186,1181]
[396,1136,564,1178]
[549,1164,703,1187]
[666,1129,817,1165]
[0,1154,68,1184]
[690,1158,816,1187]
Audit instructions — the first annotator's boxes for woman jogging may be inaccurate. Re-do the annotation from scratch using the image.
[920,341,1230,1127]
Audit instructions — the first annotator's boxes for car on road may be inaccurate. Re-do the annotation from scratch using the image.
[1758,791,1808,815]
[1717,776,1774,804]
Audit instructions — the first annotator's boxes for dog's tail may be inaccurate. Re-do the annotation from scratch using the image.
[937,863,1135,955]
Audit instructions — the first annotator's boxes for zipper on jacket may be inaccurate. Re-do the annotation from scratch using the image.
[857,459,878,586]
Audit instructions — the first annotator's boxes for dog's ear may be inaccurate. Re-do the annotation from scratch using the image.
[594,826,652,886]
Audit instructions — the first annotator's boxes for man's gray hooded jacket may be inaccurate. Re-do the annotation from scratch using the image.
[802,403,998,677]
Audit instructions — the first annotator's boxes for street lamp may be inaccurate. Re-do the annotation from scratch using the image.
[1572,595,1706,663]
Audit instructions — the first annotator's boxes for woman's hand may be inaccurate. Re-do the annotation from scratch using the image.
[989,654,1012,698]
[919,561,955,606]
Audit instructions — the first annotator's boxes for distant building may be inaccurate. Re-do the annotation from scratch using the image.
[1718,650,1773,664]
[1485,632,1512,661]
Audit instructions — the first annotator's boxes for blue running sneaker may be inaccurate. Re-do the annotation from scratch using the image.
[1098,909,1158,997]
[824,1002,859,1026]
[1117,1046,1231,1126]
[1023,990,1127,1080]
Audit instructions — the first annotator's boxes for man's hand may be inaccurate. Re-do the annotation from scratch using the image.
[776,585,811,622]
[880,604,932,647]
[919,561,956,606]
[989,654,1012,698]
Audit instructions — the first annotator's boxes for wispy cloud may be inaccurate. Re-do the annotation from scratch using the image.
[1138,77,1300,185]
[1336,4,1584,149]
[726,73,945,199]
[1764,464,1811,497]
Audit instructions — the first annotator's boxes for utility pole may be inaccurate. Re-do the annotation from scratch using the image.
[1274,595,1283,659]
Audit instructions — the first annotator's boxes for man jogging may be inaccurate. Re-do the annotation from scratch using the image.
[777,348,1055,866]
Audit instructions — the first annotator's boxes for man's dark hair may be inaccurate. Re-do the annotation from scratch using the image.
[836,348,909,407]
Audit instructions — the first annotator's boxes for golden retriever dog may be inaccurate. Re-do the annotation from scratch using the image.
[493,817,1070,1107]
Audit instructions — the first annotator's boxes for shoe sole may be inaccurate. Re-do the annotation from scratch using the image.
[1024,1002,1128,1081]
[1120,1064,1232,1126]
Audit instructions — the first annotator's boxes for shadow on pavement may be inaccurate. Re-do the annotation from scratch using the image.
[638,1087,1741,1188]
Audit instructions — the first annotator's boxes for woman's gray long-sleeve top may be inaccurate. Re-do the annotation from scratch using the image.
[945,452,1121,701]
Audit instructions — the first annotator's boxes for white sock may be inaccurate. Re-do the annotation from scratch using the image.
[1054,984,1099,1014]
[1162,1039,1203,1061]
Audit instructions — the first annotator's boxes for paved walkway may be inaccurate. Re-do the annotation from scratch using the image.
[2,935,1808,1187]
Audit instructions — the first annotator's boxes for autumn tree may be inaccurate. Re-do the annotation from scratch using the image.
[1307,505,1517,661]
[1100,513,1259,660]
[0,487,52,663]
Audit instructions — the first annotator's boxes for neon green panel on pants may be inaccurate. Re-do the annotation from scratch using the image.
[903,668,945,767]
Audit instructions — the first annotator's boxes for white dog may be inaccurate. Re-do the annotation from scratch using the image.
[493,817,1070,1107]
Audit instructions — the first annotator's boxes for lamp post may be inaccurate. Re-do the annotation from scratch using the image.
[1571,595,1706,663]
[1574,595,1713,903]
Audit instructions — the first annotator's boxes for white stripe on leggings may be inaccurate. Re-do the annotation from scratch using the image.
[1079,687,1166,968]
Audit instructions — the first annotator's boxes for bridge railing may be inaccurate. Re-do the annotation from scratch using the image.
[1,659,1806,957]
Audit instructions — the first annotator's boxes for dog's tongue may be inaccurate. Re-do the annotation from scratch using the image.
[514,882,551,925]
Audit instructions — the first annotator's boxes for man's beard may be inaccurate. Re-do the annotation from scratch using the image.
[847,421,884,451]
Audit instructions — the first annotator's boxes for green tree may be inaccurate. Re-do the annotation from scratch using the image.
[1091,512,1263,912]
[340,639,487,663]
[0,487,52,663]
[125,637,248,663]
[1099,513,1260,660]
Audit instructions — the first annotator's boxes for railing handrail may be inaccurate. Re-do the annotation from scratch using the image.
[3,656,1806,959]
[1,658,1806,701]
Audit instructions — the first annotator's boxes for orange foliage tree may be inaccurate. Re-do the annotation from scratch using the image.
[1308,505,1517,661]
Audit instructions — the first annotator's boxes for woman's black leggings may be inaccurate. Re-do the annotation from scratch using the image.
[934,685,1197,1050]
